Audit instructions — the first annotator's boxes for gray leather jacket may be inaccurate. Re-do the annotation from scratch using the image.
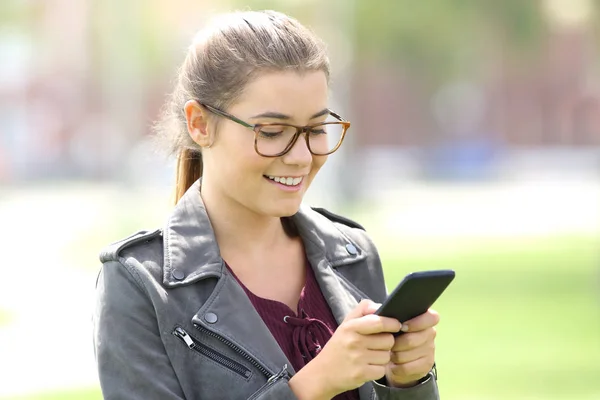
[93,181,440,399]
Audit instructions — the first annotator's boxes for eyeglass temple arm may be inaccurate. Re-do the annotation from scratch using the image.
[201,103,254,129]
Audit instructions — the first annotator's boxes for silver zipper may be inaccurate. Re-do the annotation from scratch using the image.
[247,364,289,400]
[266,364,289,384]
[173,327,253,379]
[193,323,273,378]
[174,327,196,348]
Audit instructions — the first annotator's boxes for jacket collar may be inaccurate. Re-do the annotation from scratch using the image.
[162,179,367,288]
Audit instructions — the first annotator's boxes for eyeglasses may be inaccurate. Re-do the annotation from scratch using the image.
[199,102,350,157]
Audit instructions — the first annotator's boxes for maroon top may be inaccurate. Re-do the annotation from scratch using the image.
[226,261,360,400]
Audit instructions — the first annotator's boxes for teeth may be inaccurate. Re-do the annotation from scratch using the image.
[267,176,303,186]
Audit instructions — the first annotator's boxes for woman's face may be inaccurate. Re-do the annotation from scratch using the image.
[202,70,330,218]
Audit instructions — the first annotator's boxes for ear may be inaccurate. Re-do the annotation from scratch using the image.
[184,100,212,148]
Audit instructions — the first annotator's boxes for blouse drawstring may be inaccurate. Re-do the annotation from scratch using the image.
[284,310,333,362]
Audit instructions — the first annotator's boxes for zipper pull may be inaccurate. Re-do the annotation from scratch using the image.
[173,327,196,349]
[267,364,289,384]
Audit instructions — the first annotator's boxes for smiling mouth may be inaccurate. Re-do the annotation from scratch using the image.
[264,175,304,186]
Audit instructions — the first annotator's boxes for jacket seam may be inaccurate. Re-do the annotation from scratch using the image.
[115,256,151,298]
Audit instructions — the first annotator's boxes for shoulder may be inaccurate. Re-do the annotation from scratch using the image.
[310,207,366,231]
[309,206,376,251]
[96,229,164,304]
[308,206,387,302]
[97,228,165,292]
[99,228,163,264]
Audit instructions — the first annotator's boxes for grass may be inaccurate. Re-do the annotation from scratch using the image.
[11,235,600,400]
[2,388,102,400]
[383,235,600,399]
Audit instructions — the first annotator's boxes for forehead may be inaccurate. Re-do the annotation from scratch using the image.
[231,70,329,118]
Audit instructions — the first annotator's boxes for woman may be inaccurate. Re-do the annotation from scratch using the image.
[93,10,440,400]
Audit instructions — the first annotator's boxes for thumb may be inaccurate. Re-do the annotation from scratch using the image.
[344,299,381,322]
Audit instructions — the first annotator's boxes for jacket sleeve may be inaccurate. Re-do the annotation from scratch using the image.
[372,373,439,400]
[93,260,186,400]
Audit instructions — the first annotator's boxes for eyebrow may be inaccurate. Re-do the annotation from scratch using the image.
[250,108,330,120]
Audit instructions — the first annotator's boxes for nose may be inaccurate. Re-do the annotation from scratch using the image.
[282,132,312,166]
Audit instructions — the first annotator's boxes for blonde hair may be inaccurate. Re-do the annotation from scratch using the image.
[154,10,330,203]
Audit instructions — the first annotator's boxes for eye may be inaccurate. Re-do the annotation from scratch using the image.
[258,126,285,139]
[259,131,282,138]
[310,127,326,135]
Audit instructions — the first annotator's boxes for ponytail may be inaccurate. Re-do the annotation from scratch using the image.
[175,149,203,204]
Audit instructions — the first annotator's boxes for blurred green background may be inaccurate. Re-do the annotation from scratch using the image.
[1,183,598,399]
[1,0,599,399]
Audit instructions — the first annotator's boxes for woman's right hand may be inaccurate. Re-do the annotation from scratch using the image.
[289,299,402,399]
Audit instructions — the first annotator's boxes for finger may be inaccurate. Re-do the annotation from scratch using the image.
[365,349,392,366]
[387,355,435,380]
[391,328,435,352]
[363,333,396,351]
[352,314,402,335]
[343,299,382,322]
[400,309,440,333]
[390,342,434,364]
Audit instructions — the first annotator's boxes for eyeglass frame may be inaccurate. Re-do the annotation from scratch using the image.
[197,102,351,157]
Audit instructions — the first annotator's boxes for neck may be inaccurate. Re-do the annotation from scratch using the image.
[200,182,289,258]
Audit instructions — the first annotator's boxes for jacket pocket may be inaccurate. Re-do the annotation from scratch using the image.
[172,326,252,379]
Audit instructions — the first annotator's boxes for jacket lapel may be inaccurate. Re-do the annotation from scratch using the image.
[191,267,292,375]
[293,204,367,325]
[162,180,222,287]
[294,205,377,400]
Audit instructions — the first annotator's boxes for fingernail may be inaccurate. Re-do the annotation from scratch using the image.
[401,324,409,332]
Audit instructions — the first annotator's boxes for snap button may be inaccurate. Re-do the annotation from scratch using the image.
[345,243,357,255]
[172,269,185,280]
[204,312,218,324]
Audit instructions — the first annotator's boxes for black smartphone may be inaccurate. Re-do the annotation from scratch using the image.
[375,270,455,332]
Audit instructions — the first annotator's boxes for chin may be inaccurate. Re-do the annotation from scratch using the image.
[278,210,299,218]
[270,200,302,218]
[274,206,301,218]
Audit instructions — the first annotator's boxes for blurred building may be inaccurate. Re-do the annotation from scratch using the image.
[0,0,599,191]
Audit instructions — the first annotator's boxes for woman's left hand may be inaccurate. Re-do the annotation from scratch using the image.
[385,309,440,388]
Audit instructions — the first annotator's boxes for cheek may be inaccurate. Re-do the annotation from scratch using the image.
[303,155,327,189]
[310,155,328,174]
[223,146,272,186]
[218,131,262,175]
